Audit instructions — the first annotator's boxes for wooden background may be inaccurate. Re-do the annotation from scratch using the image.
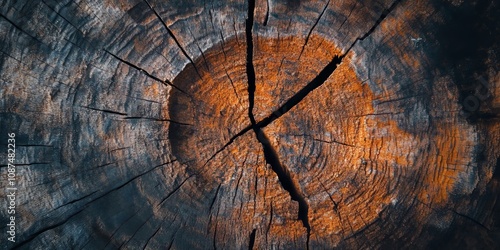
[1,0,499,249]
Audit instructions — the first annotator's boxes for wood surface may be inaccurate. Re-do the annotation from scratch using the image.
[0,0,499,249]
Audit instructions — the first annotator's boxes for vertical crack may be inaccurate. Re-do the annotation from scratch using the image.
[245,0,311,246]
[263,0,270,26]
[246,0,257,126]
[209,183,222,211]
[248,229,257,250]
[254,130,312,246]
[202,1,404,248]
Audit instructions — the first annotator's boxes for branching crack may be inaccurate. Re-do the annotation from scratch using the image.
[198,0,403,247]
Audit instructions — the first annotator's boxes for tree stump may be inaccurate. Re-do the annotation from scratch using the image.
[1,0,499,249]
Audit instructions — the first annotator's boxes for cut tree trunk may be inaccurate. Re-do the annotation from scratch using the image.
[1,0,499,249]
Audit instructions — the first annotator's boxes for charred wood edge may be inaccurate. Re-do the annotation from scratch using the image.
[204,0,403,248]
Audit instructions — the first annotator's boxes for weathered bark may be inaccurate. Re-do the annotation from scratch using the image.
[0,0,499,249]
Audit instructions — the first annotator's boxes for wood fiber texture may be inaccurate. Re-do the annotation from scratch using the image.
[0,0,499,249]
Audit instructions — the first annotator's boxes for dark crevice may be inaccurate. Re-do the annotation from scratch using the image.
[253,130,311,245]
[344,217,381,241]
[103,49,190,96]
[346,0,402,51]
[12,210,85,249]
[0,50,20,63]
[451,210,490,231]
[142,215,180,250]
[187,25,210,71]
[313,138,357,148]
[246,0,257,126]
[338,2,357,32]
[86,160,176,206]
[81,105,127,116]
[318,179,340,212]
[16,144,54,147]
[157,175,194,207]
[126,95,161,104]
[119,209,155,248]
[219,31,229,59]
[208,10,217,32]
[255,54,343,129]
[248,229,257,250]
[213,205,221,250]
[266,203,273,238]
[40,0,100,52]
[142,225,162,250]
[53,190,98,210]
[277,57,285,76]
[123,116,193,126]
[255,0,403,130]
[375,94,423,105]
[209,183,222,211]
[224,69,243,106]
[245,0,311,239]
[233,164,246,203]
[298,0,330,59]
[245,0,311,232]
[167,236,175,250]
[202,124,253,167]
[197,44,210,70]
[103,205,143,249]
[0,13,44,44]
[12,162,51,166]
[143,0,202,79]
[263,0,270,26]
